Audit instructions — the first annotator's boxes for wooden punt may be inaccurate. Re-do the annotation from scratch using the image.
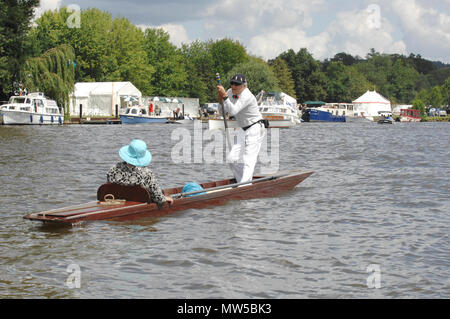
[23,170,313,225]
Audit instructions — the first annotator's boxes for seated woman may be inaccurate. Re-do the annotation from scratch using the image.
[107,139,173,206]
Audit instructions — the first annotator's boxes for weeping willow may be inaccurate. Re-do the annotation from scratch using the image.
[21,44,75,118]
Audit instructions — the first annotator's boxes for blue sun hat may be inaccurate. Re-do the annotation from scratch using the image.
[119,139,152,167]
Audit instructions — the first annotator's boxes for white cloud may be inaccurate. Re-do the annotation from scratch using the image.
[323,7,407,58]
[159,24,191,47]
[202,0,324,33]
[248,29,330,60]
[248,6,407,61]
[137,24,191,47]
[34,0,61,19]
[382,0,450,62]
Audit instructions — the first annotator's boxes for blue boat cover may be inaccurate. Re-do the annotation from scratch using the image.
[182,182,206,197]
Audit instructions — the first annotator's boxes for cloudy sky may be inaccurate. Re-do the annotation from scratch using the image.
[36,0,450,63]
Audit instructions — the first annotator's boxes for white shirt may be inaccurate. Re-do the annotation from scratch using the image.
[222,87,263,128]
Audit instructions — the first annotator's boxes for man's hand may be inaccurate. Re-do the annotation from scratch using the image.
[217,85,227,102]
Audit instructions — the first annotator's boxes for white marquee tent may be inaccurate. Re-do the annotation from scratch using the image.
[352,90,391,117]
[69,82,142,117]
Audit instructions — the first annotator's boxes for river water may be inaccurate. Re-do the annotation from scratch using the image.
[0,121,448,299]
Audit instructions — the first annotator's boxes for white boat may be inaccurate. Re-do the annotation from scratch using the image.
[377,111,394,124]
[320,103,372,122]
[120,106,168,124]
[165,114,196,125]
[173,118,194,124]
[257,91,300,128]
[0,92,63,125]
[400,108,421,122]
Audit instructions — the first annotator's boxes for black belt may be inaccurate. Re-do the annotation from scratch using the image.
[242,119,265,131]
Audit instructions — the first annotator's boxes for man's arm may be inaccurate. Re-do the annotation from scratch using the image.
[222,90,252,116]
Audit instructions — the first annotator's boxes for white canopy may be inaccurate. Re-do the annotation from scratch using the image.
[352,90,391,117]
[69,82,142,116]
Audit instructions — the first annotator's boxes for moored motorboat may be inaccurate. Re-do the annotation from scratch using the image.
[120,105,167,124]
[256,91,300,128]
[399,109,421,122]
[301,108,346,122]
[377,111,394,124]
[166,115,196,124]
[23,170,313,225]
[0,92,63,125]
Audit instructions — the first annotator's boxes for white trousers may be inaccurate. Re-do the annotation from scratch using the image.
[227,122,266,183]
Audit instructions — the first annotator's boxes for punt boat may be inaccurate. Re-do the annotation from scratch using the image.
[23,170,313,225]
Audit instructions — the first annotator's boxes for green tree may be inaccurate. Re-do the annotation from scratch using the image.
[442,78,450,108]
[415,88,431,106]
[29,8,156,94]
[354,53,391,95]
[324,61,372,102]
[76,9,118,82]
[387,59,419,103]
[0,0,40,99]
[225,57,279,95]
[269,57,296,98]
[331,52,359,66]
[407,53,436,75]
[411,98,426,117]
[143,28,187,96]
[209,38,249,77]
[111,18,153,94]
[429,86,444,108]
[324,61,347,102]
[346,66,373,101]
[21,44,76,116]
[30,8,116,82]
[180,40,215,104]
[278,48,327,102]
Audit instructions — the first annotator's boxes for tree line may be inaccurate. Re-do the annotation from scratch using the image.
[1,2,449,112]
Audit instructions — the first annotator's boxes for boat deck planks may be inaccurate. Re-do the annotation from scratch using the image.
[41,201,143,217]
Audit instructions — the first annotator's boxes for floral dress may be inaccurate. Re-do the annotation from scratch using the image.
[107,162,166,204]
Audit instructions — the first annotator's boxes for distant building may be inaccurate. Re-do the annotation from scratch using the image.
[69,82,142,117]
[352,90,391,117]
[392,104,412,115]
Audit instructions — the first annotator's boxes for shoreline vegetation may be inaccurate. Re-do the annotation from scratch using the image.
[0,3,449,118]
[390,116,450,122]
[421,116,450,122]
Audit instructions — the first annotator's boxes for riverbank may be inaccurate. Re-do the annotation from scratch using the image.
[388,115,450,122]
[421,116,450,122]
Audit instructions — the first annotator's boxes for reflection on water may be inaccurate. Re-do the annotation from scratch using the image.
[0,122,449,298]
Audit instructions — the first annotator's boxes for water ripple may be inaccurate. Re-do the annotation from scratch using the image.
[0,122,449,298]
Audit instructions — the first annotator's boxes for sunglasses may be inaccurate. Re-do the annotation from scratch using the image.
[230,82,242,86]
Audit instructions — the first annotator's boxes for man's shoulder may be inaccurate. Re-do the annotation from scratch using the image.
[242,88,256,99]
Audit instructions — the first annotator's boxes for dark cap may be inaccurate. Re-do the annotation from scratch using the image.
[230,74,246,85]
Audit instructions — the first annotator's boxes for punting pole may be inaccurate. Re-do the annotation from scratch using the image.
[216,73,232,149]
